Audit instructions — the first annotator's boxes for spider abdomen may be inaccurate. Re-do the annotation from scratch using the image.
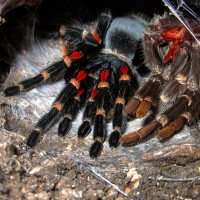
[105,16,147,60]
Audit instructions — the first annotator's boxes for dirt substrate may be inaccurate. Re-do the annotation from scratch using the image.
[1,98,200,200]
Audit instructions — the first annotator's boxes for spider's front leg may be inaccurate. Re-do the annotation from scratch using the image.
[4,60,66,96]
[89,68,115,158]
[120,14,200,146]
[58,74,96,136]
[109,65,138,148]
[27,69,88,147]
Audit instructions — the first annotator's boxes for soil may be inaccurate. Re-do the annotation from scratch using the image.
[1,126,200,199]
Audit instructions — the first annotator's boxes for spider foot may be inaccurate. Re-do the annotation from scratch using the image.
[58,117,72,137]
[78,121,91,139]
[120,121,159,145]
[4,86,21,96]
[89,141,103,159]
[156,116,185,141]
[109,130,121,148]
[27,129,42,148]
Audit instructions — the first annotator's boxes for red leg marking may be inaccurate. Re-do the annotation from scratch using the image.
[91,32,101,44]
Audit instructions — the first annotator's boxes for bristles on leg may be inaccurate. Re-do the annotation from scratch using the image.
[58,117,72,136]
[89,141,103,159]
[78,121,91,139]
[26,129,42,147]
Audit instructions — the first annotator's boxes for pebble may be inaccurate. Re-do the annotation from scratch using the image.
[36,191,50,200]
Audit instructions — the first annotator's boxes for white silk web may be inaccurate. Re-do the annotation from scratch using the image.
[163,0,200,44]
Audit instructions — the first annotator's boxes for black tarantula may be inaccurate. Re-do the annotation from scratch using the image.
[4,11,200,159]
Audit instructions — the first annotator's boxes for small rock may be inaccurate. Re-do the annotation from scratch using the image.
[96,189,104,197]
[116,197,124,200]
[24,192,36,200]
[125,187,131,195]
[107,188,117,196]
[36,191,50,200]
[29,166,43,175]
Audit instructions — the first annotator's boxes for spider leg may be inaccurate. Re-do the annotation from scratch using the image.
[121,39,195,145]
[89,69,115,159]
[157,90,200,140]
[58,88,85,136]
[187,42,200,90]
[134,74,164,118]
[156,116,185,141]
[4,60,66,96]
[58,74,96,136]
[120,84,162,143]
[77,54,111,140]
[120,89,199,145]
[27,69,88,147]
[109,65,138,148]
[78,88,98,139]
[78,55,111,140]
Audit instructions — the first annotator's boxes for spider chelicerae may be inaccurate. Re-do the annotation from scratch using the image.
[3,12,200,159]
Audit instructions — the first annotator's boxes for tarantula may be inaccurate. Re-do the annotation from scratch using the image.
[120,14,200,146]
[4,11,200,159]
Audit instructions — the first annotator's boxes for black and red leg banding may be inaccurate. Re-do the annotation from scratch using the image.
[26,69,88,147]
[89,69,115,158]
[109,65,137,148]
